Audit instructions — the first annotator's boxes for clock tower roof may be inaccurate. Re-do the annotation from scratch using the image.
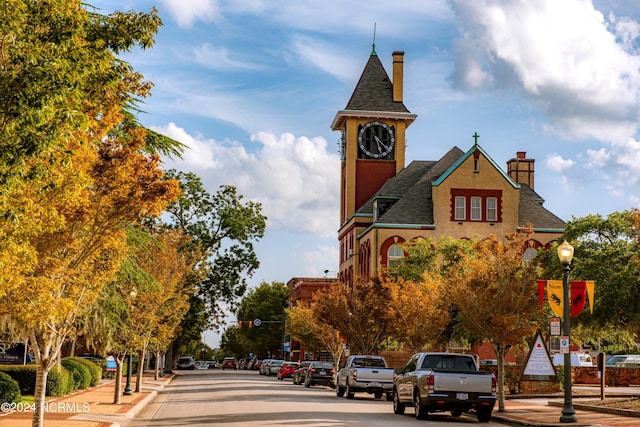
[345,53,411,113]
[331,52,416,130]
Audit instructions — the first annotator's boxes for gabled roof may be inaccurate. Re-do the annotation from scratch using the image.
[432,143,519,189]
[344,54,410,113]
[356,146,566,231]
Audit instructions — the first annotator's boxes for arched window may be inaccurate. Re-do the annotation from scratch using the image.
[387,244,404,268]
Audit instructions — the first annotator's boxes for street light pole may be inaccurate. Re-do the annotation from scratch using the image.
[124,352,134,396]
[558,240,577,423]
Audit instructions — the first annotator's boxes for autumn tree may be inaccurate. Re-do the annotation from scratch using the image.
[311,279,397,355]
[445,231,544,412]
[286,305,343,363]
[382,273,449,352]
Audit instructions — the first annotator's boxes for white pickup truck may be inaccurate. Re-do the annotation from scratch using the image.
[392,352,496,422]
[336,355,395,400]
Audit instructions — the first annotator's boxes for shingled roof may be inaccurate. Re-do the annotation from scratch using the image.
[344,53,411,113]
[357,146,566,230]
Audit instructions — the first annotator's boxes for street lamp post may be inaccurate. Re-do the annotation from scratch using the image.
[557,240,577,423]
[124,352,134,396]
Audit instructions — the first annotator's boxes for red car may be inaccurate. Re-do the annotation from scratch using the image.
[277,361,300,380]
[222,357,237,370]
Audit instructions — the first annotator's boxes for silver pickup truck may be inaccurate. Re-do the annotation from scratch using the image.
[336,355,395,400]
[392,352,496,422]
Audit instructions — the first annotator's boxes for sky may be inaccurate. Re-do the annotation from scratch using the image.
[90,0,640,347]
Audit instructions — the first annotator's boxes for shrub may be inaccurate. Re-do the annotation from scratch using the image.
[0,365,71,396]
[46,367,71,397]
[0,371,21,404]
[68,357,102,386]
[62,359,91,390]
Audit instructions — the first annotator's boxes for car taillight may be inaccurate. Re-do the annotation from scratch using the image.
[492,376,497,392]
[350,369,357,379]
[309,368,316,373]
[426,375,434,391]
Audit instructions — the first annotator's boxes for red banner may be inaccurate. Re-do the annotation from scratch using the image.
[570,281,587,318]
[537,280,546,312]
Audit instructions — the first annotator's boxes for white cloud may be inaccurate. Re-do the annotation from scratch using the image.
[450,0,640,142]
[153,124,340,238]
[546,154,575,172]
[193,44,261,71]
[160,0,221,28]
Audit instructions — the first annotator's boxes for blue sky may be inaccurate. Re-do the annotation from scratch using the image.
[91,1,640,347]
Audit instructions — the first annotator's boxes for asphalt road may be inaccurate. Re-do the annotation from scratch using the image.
[124,368,505,426]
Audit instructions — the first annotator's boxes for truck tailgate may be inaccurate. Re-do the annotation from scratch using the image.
[353,367,395,382]
[432,370,493,393]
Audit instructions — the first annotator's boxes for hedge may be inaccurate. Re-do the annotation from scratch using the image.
[0,365,71,397]
[67,357,102,386]
[61,359,91,390]
[0,371,21,404]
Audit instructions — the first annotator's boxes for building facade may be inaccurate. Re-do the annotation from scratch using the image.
[330,49,565,284]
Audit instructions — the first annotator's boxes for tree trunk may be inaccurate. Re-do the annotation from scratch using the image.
[135,349,145,392]
[32,363,49,427]
[495,345,507,412]
[113,358,123,404]
[154,350,160,380]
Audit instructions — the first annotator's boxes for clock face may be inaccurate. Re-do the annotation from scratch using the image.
[358,121,395,159]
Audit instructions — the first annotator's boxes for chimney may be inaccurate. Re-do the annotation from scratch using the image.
[507,151,535,189]
[392,51,404,103]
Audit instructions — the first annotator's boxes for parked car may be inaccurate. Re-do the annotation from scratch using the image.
[277,361,300,380]
[177,356,196,370]
[259,359,274,375]
[222,357,237,370]
[335,354,394,400]
[552,353,593,367]
[393,352,496,422]
[606,354,640,367]
[195,360,209,369]
[304,361,336,388]
[267,359,285,376]
[293,361,313,385]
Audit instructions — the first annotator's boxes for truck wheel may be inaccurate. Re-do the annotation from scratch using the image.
[414,392,428,420]
[346,383,355,399]
[374,392,383,400]
[477,409,492,423]
[392,389,405,415]
[336,385,345,397]
[451,410,462,417]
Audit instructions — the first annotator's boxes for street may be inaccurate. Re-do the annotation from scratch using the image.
[125,368,504,426]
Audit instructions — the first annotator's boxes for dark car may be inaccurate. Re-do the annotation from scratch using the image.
[304,361,336,388]
[293,360,313,385]
[177,356,196,370]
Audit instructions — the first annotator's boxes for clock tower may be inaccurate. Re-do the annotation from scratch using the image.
[330,50,416,283]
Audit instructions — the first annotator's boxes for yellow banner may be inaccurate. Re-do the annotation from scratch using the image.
[547,280,563,317]
[586,280,595,314]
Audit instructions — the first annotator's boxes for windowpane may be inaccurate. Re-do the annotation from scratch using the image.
[455,196,465,220]
[388,244,404,267]
[471,197,481,220]
[487,197,497,221]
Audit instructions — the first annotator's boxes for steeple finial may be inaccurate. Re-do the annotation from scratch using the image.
[371,23,377,55]
[472,131,480,146]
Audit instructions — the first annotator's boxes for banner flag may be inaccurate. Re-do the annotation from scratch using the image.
[547,280,563,317]
[585,280,595,314]
[570,281,587,318]
[537,280,546,312]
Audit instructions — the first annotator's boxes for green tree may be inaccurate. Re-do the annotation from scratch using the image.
[162,171,267,324]
[0,1,161,183]
[542,210,640,351]
[232,282,289,358]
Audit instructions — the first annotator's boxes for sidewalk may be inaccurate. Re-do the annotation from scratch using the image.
[2,376,640,427]
[0,371,173,427]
